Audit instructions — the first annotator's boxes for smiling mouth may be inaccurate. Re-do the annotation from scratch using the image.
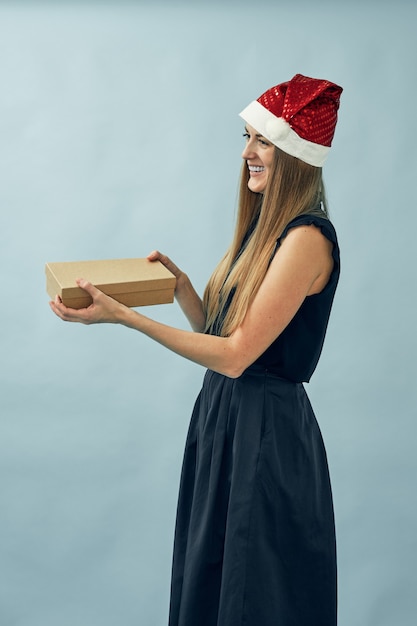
[248,165,265,173]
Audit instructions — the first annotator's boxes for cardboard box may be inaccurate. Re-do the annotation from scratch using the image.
[45,258,176,309]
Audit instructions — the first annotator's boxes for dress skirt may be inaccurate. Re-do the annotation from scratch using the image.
[168,365,337,626]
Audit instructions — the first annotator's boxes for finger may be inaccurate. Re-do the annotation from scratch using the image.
[49,297,93,324]
[148,250,171,265]
[49,298,74,321]
[76,278,100,298]
[148,251,181,278]
[147,250,160,261]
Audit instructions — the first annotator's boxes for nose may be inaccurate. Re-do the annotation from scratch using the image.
[242,139,256,160]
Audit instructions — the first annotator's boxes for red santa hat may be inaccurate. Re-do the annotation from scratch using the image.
[239,74,343,167]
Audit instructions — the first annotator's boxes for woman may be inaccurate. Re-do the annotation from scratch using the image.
[50,73,343,626]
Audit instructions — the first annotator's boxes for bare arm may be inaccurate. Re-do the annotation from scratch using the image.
[50,226,333,378]
[147,250,206,332]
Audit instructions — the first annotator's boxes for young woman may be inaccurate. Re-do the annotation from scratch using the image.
[50,73,343,626]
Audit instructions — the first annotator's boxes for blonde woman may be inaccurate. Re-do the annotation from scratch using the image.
[50,74,343,626]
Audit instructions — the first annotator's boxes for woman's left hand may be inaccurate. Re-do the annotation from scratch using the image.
[49,278,126,325]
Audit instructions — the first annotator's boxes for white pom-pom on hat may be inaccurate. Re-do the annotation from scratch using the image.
[265,117,291,143]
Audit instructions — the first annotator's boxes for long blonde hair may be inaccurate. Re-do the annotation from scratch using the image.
[203,147,328,336]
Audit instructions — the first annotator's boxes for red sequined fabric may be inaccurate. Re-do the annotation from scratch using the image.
[257,74,342,147]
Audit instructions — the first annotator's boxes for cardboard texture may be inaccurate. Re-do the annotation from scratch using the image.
[45,258,176,309]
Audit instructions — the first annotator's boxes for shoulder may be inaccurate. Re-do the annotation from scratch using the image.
[283,222,330,244]
[271,216,337,295]
[280,214,338,246]
[274,214,339,266]
[277,222,333,265]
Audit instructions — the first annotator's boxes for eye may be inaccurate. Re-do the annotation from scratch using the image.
[258,137,271,147]
[242,132,250,141]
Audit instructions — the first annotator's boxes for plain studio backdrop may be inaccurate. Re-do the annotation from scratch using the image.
[0,1,415,625]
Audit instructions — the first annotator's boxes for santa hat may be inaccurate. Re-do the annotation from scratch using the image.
[239,74,343,167]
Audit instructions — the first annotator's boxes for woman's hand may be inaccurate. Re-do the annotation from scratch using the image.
[147,250,206,332]
[147,250,186,291]
[49,278,126,325]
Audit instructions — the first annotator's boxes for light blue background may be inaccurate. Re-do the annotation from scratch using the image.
[1,1,416,624]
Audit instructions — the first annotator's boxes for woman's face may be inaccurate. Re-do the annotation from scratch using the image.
[242,124,275,193]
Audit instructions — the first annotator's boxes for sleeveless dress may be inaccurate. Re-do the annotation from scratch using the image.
[168,214,340,626]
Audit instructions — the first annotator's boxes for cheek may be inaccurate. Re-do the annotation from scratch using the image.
[265,158,274,180]
[265,150,275,170]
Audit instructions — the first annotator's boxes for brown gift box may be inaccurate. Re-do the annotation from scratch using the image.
[45,258,176,309]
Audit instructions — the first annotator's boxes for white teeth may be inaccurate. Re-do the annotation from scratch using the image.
[248,165,265,172]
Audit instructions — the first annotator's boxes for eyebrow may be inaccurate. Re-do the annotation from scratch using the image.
[245,126,266,139]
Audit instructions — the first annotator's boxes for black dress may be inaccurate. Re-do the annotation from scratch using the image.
[168,214,340,626]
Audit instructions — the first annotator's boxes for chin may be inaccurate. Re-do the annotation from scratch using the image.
[248,179,266,194]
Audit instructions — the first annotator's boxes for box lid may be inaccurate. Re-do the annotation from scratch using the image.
[45,258,176,299]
